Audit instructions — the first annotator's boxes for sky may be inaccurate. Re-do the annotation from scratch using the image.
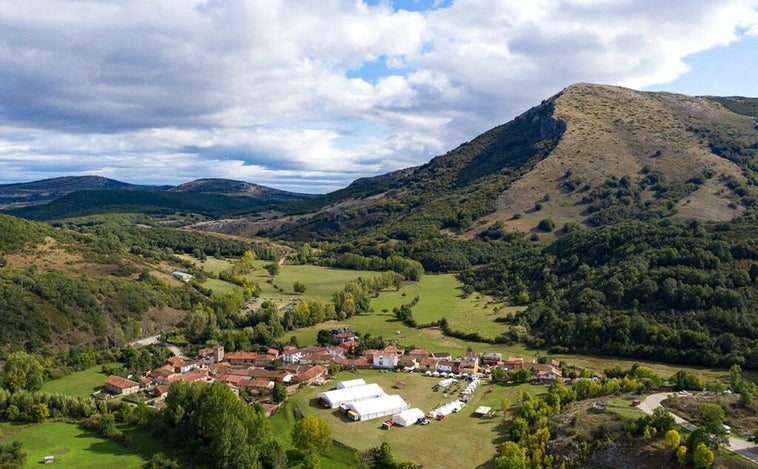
[1,0,757,194]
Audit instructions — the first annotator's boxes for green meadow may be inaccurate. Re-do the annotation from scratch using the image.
[0,421,177,468]
[41,363,119,397]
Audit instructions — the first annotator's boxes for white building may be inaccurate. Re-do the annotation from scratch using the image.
[344,394,409,421]
[317,383,385,409]
[336,378,366,389]
[392,408,425,427]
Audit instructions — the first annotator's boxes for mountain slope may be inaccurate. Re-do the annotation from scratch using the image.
[196,83,758,242]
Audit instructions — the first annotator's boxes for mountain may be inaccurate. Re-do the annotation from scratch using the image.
[0,175,170,209]
[193,83,758,241]
[2,177,315,220]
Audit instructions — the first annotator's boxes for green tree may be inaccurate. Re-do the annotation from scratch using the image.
[537,218,555,232]
[265,263,280,276]
[697,403,727,446]
[692,442,714,468]
[272,382,287,404]
[293,281,307,294]
[291,416,331,456]
[373,441,395,469]
[665,429,681,448]
[729,364,743,391]
[0,440,26,468]
[494,441,528,469]
[1,351,44,392]
[316,329,332,347]
[676,445,687,464]
[30,403,50,422]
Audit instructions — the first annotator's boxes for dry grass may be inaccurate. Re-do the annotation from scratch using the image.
[478,83,748,236]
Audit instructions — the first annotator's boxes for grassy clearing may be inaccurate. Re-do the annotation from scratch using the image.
[247,263,383,305]
[0,421,174,468]
[290,369,548,469]
[270,401,361,469]
[41,364,119,397]
[408,274,522,340]
[175,254,233,275]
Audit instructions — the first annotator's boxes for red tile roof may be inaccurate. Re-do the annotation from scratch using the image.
[105,375,139,390]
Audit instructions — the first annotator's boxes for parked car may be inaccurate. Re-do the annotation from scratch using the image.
[417,417,430,426]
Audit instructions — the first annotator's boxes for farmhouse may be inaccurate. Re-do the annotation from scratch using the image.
[343,394,409,421]
[317,383,385,409]
[197,345,224,365]
[104,375,140,395]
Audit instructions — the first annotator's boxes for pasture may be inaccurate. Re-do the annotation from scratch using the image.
[290,369,548,469]
[0,421,177,468]
[41,363,118,397]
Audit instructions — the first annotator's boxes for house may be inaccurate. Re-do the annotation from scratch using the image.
[397,355,418,369]
[431,352,452,361]
[330,327,358,345]
[338,339,360,351]
[459,351,481,374]
[407,349,431,360]
[154,384,170,399]
[291,365,328,385]
[331,356,371,370]
[197,345,225,365]
[240,378,275,392]
[168,369,212,384]
[105,375,140,395]
[481,352,503,367]
[167,356,196,374]
[282,346,302,364]
[372,346,400,369]
[225,351,258,367]
[418,357,439,372]
[436,360,455,373]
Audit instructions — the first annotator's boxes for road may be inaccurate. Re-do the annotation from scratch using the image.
[128,334,185,358]
[640,393,758,464]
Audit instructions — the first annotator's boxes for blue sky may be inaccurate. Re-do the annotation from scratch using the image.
[0,0,757,193]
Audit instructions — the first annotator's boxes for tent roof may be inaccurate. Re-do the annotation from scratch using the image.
[347,394,408,416]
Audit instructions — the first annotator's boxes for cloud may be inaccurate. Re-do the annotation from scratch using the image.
[0,0,757,192]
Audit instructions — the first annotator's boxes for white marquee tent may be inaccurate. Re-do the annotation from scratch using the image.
[336,378,366,389]
[345,394,409,421]
[392,408,425,427]
[318,383,385,409]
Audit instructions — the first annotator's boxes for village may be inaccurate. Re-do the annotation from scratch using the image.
[102,326,572,421]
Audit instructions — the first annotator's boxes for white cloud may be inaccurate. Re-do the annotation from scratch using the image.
[0,0,756,192]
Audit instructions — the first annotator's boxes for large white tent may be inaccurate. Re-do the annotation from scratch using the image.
[336,378,366,389]
[317,383,385,409]
[344,394,409,421]
[392,408,425,427]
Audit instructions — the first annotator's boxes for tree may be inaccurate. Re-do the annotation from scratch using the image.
[316,329,332,347]
[665,429,681,448]
[0,441,26,468]
[494,441,528,469]
[692,442,714,468]
[293,281,307,294]
[676,445,687,464]
[373,442,395,469]
[291,416,331,456]
[1,351,44,392]
[491,367,507,383]
[729,364,743,391]
[697,403,727,446]
[272,382,287,403]
[265,263,280,276]
[31,403,50,422]
[537,218,555,232]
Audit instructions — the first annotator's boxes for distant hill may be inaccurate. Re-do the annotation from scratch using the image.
[0,175,170,209]
[194,83,758,241]
[1,177,315,220]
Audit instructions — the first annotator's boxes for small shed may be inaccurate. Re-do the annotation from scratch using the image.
[392,408,425,427]
[474,406,492,417]
[44,456,55,464]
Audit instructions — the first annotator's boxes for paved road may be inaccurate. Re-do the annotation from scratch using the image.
[640,393,758,464]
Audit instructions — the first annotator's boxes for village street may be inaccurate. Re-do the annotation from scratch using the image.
[640,393,758,464]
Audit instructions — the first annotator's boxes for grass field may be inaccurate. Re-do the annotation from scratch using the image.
[289,369,549,469]
[0,421,177,468]
[41,363,119,397]
[269,401,361,469]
